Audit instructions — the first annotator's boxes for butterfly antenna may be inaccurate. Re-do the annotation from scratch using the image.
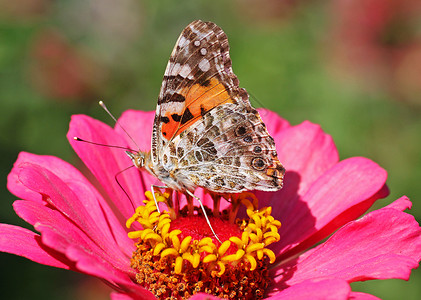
[248,91,267,110]
[73,137,135,152]
[99,101,141,151]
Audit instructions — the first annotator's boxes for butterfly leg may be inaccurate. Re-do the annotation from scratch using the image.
[151,184,168,214]
[186,190,222,244]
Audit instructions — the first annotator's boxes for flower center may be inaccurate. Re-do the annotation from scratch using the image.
[126,191,281,299]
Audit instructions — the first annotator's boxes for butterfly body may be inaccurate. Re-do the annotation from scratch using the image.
[129,20,285,197]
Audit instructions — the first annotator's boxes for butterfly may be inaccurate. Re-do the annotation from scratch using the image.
[127,20,285,218]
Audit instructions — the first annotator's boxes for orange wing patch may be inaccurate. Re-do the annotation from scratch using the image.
[161,77,237,140]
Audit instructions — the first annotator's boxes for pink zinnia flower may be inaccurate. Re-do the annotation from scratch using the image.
[1,109,420,299]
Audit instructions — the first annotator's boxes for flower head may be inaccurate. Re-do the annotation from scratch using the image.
[1,109,420,299]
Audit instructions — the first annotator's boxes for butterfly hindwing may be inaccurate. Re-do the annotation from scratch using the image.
[162,103,284,192]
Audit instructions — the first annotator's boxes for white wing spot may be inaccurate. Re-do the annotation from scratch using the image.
[194,40,200,47]
[179,64,191,78]
[178,36,189,48]
[200,48,207,55]
[198,59,211,72]
[167,63,181,76]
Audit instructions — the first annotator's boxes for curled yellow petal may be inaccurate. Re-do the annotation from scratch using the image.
[128,230,143,239]
[256,228,263,240]
[245,254,257,271]
[161,223,170,237]
[264,237,278,246]
[138,219,153,229]
[263,231,280,240]
[182,253,193,265]
[229,236,244,248]
[246,243,264,253]
[144,190,153,200]
[203,254,217,263]
[126,217,135,229]
[241,231,250,245]
[217,261,225,277]
[257,249,263,260]
[198,237,213,246]
[271,220,282,228]
[161,248,178,258]
[252,214,262,228]
[168,229,182,239]
[235,249,245,260]
[175,256,183,274]
[200,245,215,254]
[180,236,193,253]
[144,232,163,243]
[263,248,276,263]
[192,253,200,268]
[171,235,181,251]
[247,223,257,232]
[153,243,166,256]
[218,240,231,256]
[249,233,259,243]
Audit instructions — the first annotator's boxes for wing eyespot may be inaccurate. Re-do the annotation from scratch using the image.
[251,157,266,171]
[235,125,247,136]
[243,136,253,143]
[253,145,262,153]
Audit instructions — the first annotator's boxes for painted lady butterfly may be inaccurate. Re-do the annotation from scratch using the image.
[127,20,285,207]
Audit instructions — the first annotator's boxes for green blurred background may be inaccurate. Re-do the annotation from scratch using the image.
[1,0,420,299]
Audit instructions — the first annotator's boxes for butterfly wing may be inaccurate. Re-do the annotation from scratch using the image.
[173,103,285,192]
[151,20,249,164]
[152,20,284,192]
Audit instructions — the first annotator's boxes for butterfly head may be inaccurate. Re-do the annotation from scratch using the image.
[126,151,147,169]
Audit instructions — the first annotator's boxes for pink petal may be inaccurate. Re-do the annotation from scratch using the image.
[275,157,388,259]
[0,224,70,269]
[257,108,290,135]
[16,163,133,264]
[273,200,421,285]
[32,223,148,297]
[110,292,134,300]
[110,293,134,300]
[109,291,156,300]
[115,110,162,194]
[349,292,381,300]
[13,200,130,272]
[8,152,133,256]
[268,278,350,300]
[385,195,412,211]
[115,110,155,152]
[189,293,220,300]
[67,114,146,220]
[255,121,339,217]
[274,121,339,196]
